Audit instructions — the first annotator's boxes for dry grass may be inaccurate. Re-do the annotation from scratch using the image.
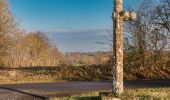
[120,88,170,100]
[124,67,170,80]
[0,67,66,84]
[49,88,170,100]
[0,65,112,84]
[0,65,169,84]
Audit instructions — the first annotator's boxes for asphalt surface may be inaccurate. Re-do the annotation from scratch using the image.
[0,80,169,99]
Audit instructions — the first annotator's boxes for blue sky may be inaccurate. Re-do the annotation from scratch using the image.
[9,0,142,52]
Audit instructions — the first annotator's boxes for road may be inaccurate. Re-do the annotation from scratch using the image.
[0,80,169,99]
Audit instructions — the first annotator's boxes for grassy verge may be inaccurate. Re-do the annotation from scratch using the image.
[0,67,66,84]
[0,65,169,84]
[49,88,170,100]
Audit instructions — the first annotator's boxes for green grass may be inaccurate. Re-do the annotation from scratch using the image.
[120,88,170,100]
[49,88,170,100]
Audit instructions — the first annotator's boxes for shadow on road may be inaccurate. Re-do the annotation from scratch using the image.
[0,86,47,100]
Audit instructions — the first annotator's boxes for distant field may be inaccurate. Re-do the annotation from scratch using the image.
[49,88,170,100]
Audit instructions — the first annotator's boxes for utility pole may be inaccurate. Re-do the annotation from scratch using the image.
[112,0,136,94]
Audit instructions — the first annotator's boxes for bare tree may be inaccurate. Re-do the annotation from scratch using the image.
[124,0,170,70]
[0,0,17,66]
[153,0,170,33]
[7,31,65,67]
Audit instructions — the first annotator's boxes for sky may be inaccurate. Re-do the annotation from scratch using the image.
[9,0,142,52]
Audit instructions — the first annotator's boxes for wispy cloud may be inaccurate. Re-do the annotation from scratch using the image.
[44,28,111,52]
[45,28,111,35]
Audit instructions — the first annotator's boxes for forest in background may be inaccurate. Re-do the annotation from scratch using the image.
[0,0,169,81]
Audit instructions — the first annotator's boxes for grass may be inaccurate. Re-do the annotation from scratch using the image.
[0,67,66,84]
[0,65,112,84]
[120,88,170,100]
[0,65,169,84]
[49,91,101,100]
[49,88,170,100]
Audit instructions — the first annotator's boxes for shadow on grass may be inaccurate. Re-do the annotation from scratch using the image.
[0,86,47,100]
[72,96,101,100]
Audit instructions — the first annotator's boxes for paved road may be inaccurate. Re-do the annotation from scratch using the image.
[0,80,169,99]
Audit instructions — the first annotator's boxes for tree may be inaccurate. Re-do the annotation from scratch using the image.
[153,0,170,33]
[124,0,170,69]
[0,0,16,66]
[7,31,65,67]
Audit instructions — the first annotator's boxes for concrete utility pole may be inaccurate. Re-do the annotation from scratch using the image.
[112,0,136,94]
